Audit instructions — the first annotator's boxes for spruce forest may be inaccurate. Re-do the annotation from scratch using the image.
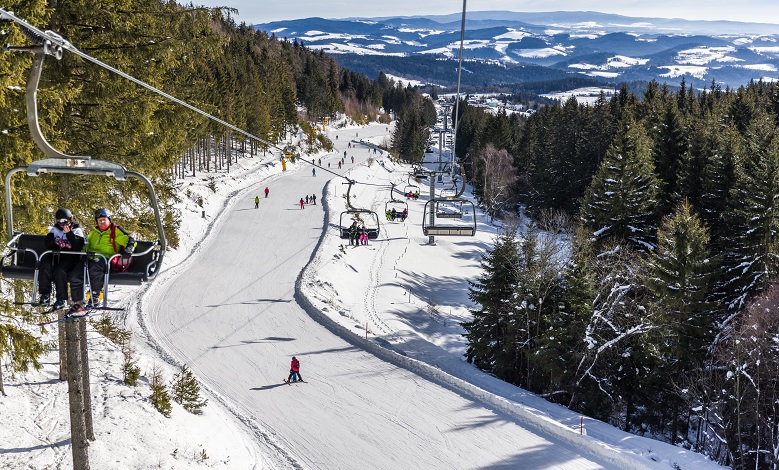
[457,79,779,468]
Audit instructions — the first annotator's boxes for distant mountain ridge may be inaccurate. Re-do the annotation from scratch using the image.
[256,11,779,89]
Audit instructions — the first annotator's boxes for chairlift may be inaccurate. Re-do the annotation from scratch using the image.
[423,200,475,236]
[384,184,408,222]
[403,184,420,200]
[421,168,476,237]
[338,180,380,239]
[0,47,166,307]
[411,166,428,179]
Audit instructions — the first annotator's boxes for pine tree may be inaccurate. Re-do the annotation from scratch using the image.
[462,226,522,377]
[149,365,172,418]
[171,365,208,414]
[0,319,46,396]
[580,114,660,252]
[651,98,686,214]
[644,200,717,443]
[720,110,779,312]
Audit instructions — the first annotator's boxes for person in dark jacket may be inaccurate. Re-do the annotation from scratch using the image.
[39,208,86,309]
[348,221,358,245]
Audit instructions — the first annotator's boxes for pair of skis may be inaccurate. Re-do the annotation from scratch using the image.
[283,378,306,385]
[35,306,123,326]
[16,301,123,326]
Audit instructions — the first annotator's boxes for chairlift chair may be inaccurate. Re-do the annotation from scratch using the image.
[384,183,409,222]
[403,184,420,198]
[338,179,381,239]
[385,201,408,221]
[421,166,475,237]
[422,199,475,236]
[339,210,381,239]
[0,48,166,307]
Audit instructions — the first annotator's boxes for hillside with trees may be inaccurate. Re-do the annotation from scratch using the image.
[456,78,779,468]
[0,0,427,394]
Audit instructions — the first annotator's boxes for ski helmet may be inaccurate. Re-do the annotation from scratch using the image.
[54,208,73,222]
[94,208,111,222]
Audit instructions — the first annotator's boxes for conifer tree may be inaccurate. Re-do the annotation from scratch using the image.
[651,99,686,213]
[680,112,738,218]
[532,225,597,408]
[720,110,779,312]
[0,319,46,396]
[580,113,660,252]
[171,365,208,414]
[149,365,172,418]
[462,226,522,378]
[644,200,717,443]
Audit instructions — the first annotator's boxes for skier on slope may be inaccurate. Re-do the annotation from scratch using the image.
[254,196,259,209]
[264,187,269,198]
[286,356,303,383]
[299,198,305,209]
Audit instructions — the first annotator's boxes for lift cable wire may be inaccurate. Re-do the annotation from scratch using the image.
[450,0,467,199]
[0,7,369,185]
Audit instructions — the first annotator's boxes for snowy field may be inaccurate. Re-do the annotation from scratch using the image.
[0,123,726,469]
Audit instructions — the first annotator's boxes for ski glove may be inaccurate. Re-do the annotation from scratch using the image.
[121,246,133,259]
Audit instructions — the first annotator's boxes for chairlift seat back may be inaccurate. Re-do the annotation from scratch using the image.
[2,234,160,285]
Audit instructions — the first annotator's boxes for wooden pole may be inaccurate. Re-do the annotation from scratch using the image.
[79,319,95,440]
[65,320,90,470]
[59,310,67,380]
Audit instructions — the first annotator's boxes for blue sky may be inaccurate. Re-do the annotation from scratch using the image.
[191,0,779,25]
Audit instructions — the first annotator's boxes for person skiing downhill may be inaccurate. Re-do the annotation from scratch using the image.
[264,187,269,198]
[286,356,303,383]
[254,196,259,208]
[299,198,305,209]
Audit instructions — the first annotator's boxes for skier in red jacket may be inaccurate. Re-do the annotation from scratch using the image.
[286,356,303,383]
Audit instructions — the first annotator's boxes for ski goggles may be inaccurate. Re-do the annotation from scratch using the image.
[57,218,70,224]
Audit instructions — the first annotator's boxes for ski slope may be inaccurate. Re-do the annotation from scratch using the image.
[139,124,722,470]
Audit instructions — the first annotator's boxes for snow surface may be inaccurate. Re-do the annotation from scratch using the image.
[1,123,727,470]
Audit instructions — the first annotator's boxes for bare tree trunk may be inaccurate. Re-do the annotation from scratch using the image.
[79,319,94,440]
[65,320,90,470]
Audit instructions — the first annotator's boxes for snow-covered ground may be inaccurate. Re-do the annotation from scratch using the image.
[1,123,726,469]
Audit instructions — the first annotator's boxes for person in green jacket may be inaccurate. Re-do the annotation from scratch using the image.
[83,208,136,307]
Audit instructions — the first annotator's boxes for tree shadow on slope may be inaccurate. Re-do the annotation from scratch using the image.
[211,337,296,349]
[395,269,473,307]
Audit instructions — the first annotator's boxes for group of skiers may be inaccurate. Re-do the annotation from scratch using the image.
[385,208,408,222]
[347,221,370,245]
[299,194,317,208]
